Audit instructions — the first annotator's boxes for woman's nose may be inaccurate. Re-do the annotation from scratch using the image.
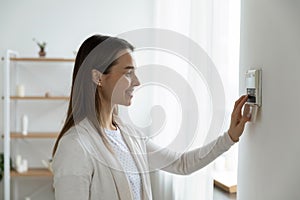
[133,74,140,86]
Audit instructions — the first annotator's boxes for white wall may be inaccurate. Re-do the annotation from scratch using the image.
[238,0,300,199]
[0,0,154,199]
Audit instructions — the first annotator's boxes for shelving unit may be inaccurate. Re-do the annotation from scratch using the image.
[2,50,74,200]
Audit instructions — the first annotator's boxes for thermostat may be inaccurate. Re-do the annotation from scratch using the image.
[245,69,262,107]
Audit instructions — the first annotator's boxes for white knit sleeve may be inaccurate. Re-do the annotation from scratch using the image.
[146,132,235,175]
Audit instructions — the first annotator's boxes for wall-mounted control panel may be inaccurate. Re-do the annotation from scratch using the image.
[245,69,262,107]
[245,69,262,123]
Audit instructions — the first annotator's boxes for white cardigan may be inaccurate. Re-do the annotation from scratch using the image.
[52,117,235,200]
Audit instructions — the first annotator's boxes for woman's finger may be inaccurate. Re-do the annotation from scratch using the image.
[238,115,250,129]
[231,95,248,120]
[233,95,247,110]
[242,104,251,118]
[234,95,248,113]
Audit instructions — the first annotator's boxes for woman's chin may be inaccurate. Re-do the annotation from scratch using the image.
[124,95,133,106]
[118,99,132,106]
[125,99,132,106]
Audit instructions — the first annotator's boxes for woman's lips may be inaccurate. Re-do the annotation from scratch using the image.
[126,90,134,97]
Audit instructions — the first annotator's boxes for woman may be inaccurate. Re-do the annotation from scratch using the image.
[52,35,250,200]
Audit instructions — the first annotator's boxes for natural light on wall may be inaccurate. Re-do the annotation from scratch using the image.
[147,0,241,199]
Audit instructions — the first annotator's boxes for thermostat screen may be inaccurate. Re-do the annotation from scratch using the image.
[247,88,256,103]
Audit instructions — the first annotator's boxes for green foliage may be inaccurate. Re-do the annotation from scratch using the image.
[0,153,4,181]
[32,38,47,49]
[0,153,13,182]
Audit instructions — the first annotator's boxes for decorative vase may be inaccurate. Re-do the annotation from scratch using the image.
[39,48,46,57]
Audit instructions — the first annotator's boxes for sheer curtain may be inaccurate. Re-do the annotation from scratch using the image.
[149,0,241,199]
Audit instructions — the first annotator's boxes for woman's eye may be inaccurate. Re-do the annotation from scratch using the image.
[125,71,133,77]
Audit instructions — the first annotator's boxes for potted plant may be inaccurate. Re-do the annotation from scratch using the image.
[0,153,4,181]
[33,38,47,57]
[0,153,13,182]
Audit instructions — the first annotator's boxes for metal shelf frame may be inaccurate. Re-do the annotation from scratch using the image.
[3,50,19,200]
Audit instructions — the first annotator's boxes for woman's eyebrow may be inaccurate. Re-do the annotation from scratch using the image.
[124,66,135,70]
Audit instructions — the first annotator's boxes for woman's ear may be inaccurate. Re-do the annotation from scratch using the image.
[91,69,103,86]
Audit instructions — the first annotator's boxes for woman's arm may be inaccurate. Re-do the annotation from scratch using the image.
[147,132,235,175]
[146,95,249,175]
[52,133,93,200]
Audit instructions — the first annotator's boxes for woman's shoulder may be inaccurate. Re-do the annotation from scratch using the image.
[58,127,81,147]
[52,126,93,176]
[58,118,94,146]
[53,125,92,162]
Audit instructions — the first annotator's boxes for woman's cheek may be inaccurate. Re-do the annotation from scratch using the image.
[122,76,132,88]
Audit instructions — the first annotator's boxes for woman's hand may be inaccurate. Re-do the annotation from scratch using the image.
[228,95,251,142]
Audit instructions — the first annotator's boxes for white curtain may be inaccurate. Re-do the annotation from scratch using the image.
[149,0,241,200]
[119,0,240,199]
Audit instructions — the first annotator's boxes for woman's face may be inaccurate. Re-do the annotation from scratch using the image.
[100,50,140,106]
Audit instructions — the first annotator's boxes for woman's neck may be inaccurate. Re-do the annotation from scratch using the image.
[100,100,117,130]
